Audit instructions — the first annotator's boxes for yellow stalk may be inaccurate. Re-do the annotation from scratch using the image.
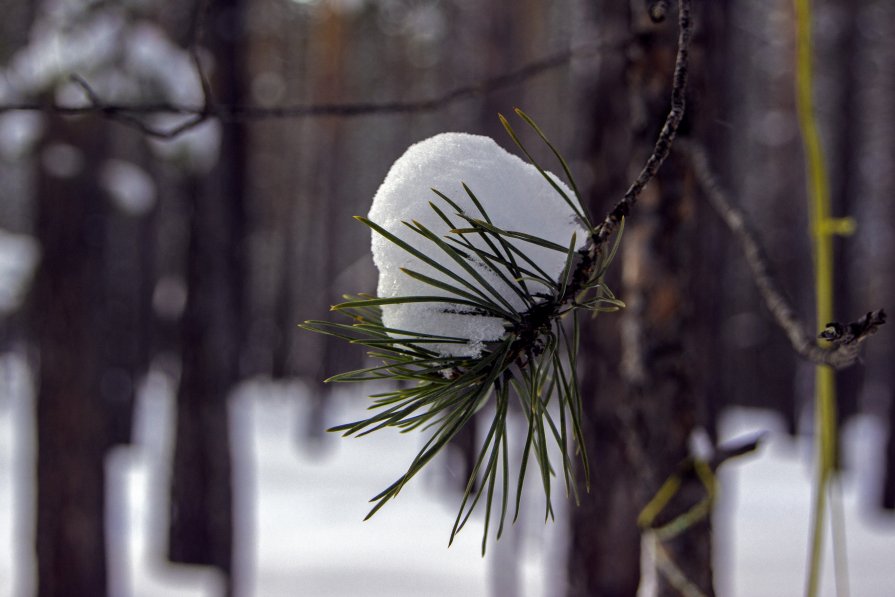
[793,0,850,595]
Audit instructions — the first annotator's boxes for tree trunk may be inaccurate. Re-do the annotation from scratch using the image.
[32,115,110,597]
[828,0,863,455]
[619,6,714,594]
[567,1,640,594]
[569,2,715,595]
[100,142,155,447]
[167,0,247,592]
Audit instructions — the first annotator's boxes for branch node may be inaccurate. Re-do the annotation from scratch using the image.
[678,138,886,371]
[819,310,886,345]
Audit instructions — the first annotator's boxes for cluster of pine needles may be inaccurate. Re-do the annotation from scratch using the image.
[301,111,625,553]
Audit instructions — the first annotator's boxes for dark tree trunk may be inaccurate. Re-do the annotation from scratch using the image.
[689,0,733,445]
[567,1,639,594]
[32,115,110,597]
[621,155,711,596]
[619,6,714,594]
[167,0,247,592]
[886,390,895,509]
[828,0,862,455]
[569,2,715,595]
[100,145,155,447]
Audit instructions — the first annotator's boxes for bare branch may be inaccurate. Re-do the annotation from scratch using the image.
[677,138,886,370]
[68,74,209,139]
[593,0,692,246]
[59,0,214,139]
[0,43,605,138]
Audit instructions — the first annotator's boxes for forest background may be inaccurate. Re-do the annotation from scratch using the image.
[0,0,893,596]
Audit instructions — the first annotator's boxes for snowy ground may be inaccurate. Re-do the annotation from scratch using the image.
[1,353,894,597]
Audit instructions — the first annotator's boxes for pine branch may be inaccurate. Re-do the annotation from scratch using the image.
[677,138,886,370]
[301,0,695,549]
[591,0,692,247]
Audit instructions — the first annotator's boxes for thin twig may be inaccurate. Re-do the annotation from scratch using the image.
[592,0,692,247]
[562,0,691,303]
[677,138,885,370]
[0,43,605,139]
[63,0,214,139]
[67,75,210,139]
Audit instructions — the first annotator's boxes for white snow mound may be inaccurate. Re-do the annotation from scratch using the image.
[368,132,588,358]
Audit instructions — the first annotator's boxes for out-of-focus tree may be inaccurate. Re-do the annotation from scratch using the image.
[167,1,246,594]
[31,110,111,597]
[2,0,892,595]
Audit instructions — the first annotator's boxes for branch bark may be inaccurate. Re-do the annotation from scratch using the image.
[591,0,691,247]
[678,139,885,370]
[0,43,606,138]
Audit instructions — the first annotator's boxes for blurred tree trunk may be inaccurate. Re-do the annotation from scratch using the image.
[567,1,639,594]
[714,0,804,433]
[828,0,862,452]
[569,2,716,595]
[619,6,711,589]
[32,115,110,597]
[100,142,155,447]
[689,0,733,444]
[886,391,895,509]
[167,0,247,592]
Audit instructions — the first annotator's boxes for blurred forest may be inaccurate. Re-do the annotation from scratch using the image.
[0,0,892,596]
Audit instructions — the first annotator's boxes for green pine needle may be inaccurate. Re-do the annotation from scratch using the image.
[300,112,626,552]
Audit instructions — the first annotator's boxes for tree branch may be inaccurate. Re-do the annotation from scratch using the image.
[0,43,605,139]
[677,138,886,370]
[58,0,214,139]
[592,0,692,246]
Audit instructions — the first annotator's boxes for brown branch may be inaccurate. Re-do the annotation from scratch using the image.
[61,0,214,139]
[592,0,692,247]
[68,74,210,139]
[677,138,886,370]
[0,43,605,139]
[560,0,691,306]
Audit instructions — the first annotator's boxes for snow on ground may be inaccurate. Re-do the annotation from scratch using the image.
[1,353,894,596]
[714,407,895,597]
[0,230,39,316]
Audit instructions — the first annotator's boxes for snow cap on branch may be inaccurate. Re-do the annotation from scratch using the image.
[368,132,587,357]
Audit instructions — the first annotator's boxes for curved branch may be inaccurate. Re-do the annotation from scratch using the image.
[592,0,692,246]
[677,138,885,370]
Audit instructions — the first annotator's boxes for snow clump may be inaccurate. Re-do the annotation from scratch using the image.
[368,132,588,358]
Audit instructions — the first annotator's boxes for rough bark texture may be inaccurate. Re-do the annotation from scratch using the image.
[32,115,110,597]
